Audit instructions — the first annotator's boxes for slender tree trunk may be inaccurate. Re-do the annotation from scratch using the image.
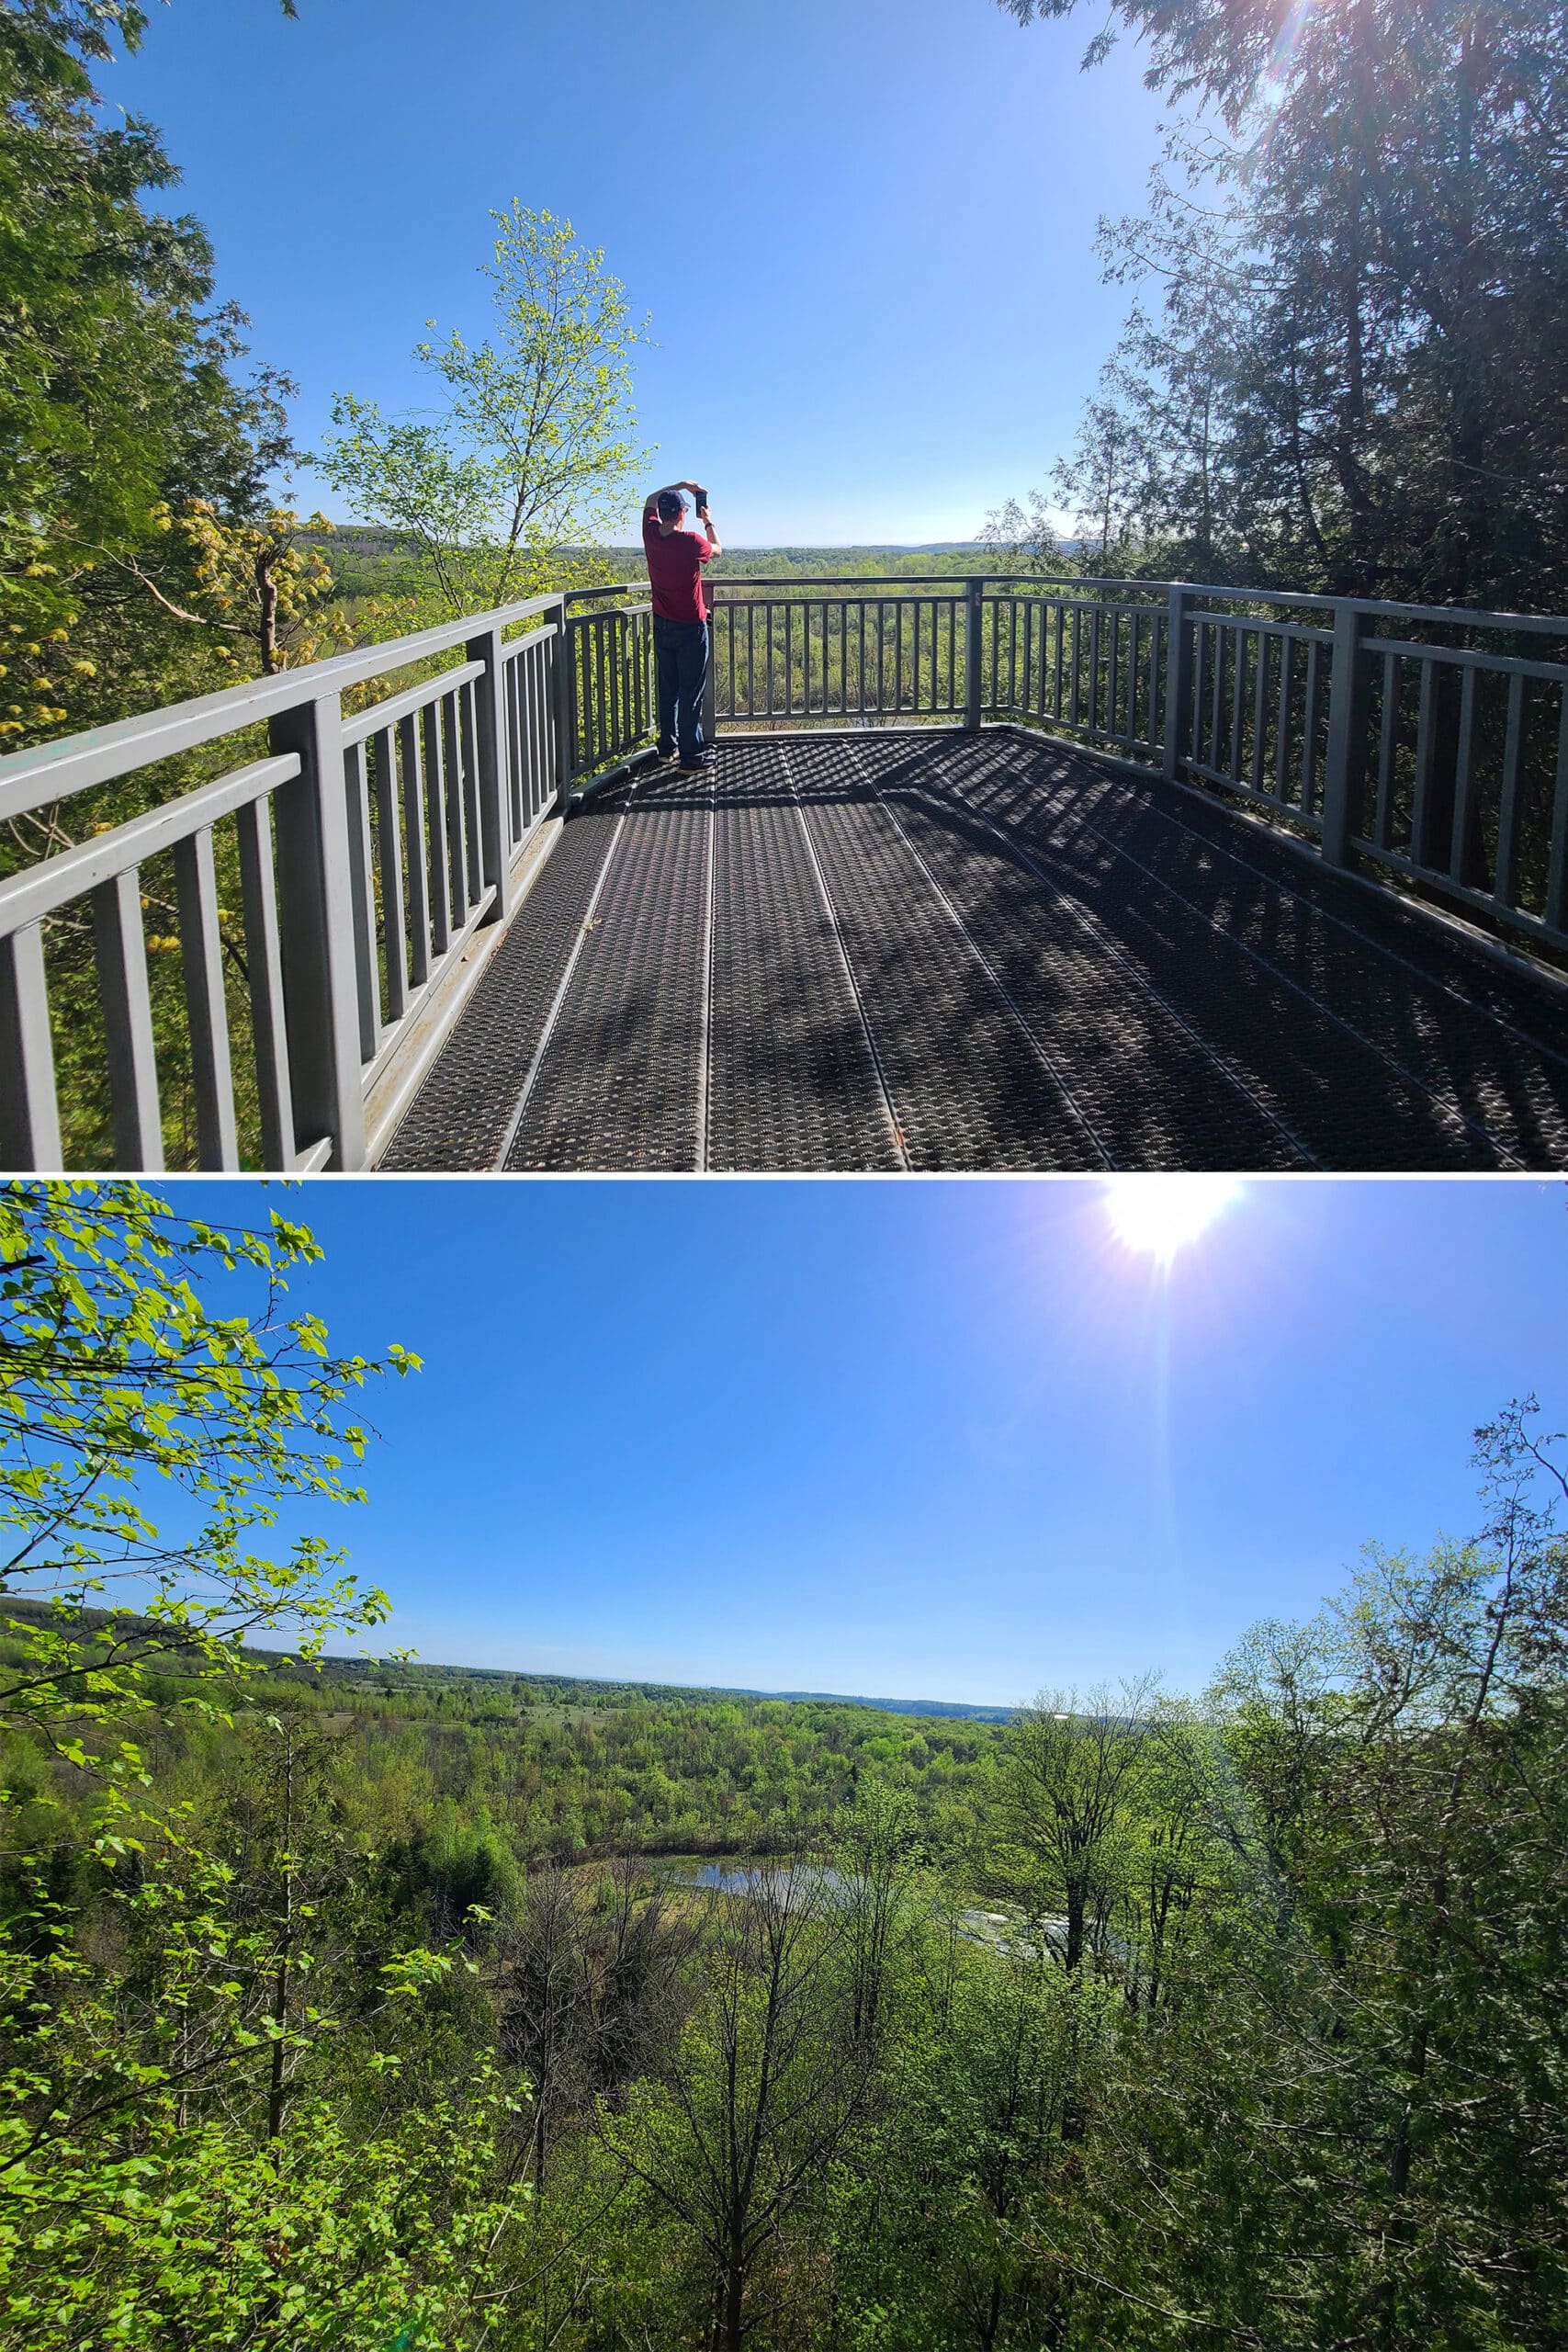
[266,1735,297,2143]
[1440,18,1490,604]
[265,1950,290,2141]
[1334,192,1375,594]
[721,2245,745,2352]
[1064,1880,1085,1974]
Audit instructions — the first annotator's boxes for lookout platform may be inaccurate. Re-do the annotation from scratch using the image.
[381,729,1568,1174]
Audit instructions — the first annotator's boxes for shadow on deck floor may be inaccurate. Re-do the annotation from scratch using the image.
[381,729,1568,1172]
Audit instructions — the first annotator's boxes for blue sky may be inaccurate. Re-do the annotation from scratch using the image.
[104,0,1178,544]
[167,1178,1565,1708]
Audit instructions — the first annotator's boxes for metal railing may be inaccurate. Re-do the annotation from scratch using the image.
[0,584,649,1174]
[4,568,1564,1171]
[710,580,969,724]
[712,575,1568,959]
[568,596,653,775]
[975,582,1168,762]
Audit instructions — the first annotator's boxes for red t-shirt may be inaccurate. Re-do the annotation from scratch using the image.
[643,511,712,623]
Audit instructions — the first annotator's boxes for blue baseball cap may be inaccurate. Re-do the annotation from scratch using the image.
[656,489,686,521]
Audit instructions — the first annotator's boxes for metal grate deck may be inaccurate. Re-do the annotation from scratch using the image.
[381,731,1568,1173]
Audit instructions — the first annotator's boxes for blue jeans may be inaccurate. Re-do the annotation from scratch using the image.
[653,616,709,764]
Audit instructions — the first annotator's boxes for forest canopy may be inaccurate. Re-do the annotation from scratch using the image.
[1,1181,1564,2350]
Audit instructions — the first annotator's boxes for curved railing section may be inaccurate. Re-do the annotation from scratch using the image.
[712,575,1568,962]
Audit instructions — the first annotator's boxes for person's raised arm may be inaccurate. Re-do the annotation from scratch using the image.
[645,480,701,517]
[697,501,721,558]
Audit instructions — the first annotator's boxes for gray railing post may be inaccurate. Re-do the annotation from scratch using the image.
[964,577,984,731]
[1161,586,1195,784]
[1320,601,1371,868]
[468,624,511,923]
[551,594,573,814]
[0,923,62,1169]
[703,594,717,752]
[266,689,369,1170]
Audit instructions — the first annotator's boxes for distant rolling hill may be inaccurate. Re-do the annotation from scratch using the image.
[296,1654,1019,1723]
[743,1688,1014,1720]
[0,1597,1016,1721]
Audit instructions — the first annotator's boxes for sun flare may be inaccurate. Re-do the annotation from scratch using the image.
[1103,1176,1242,1263]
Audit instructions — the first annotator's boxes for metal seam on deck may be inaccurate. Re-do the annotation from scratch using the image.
[777,743,911,1171]
[378,790,630,1171]
[907,733,1529,1170]
[704,741,903,1171]
[696,770,716,1171]
[490,791,635,1170]
[796,736,1293,1170]
[855,742,1320,1172]
[835,741,1112,1170]
[786,741,1107,1169]
[502,768,711,1170]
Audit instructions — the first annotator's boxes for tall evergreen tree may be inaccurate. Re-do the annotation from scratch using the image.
[1001,0,1568,603]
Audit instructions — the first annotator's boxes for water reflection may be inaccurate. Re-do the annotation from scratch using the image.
[660,1862,1102,1961]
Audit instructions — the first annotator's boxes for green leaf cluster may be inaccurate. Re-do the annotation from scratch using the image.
[321,205,652,619]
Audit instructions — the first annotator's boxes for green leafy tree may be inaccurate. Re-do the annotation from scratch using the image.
[998,1679,1156,1973]
[835,1772,923,2045]
[840,1953,1110,2352]
[0,2,308,756]
[998,0,1568,604]
[977,488,1066,578]
[603,1862,875,2352]
[322,205,652,616]
[0,1184,547,2349]
[1038,1401,1568,2352]
[176,502,361,676]
[0,1180,417,1757]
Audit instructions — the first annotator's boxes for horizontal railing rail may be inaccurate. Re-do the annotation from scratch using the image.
[5,565,1563,1173]
[0,582,650,1174]
[710,573,987,590]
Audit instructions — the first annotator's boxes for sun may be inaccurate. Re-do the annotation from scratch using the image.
[1103,1176,1242,1263]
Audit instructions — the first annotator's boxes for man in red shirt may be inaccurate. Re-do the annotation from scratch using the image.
[642,479,722,770]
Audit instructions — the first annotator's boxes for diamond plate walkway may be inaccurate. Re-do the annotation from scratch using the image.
[380,730,1568,1172]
